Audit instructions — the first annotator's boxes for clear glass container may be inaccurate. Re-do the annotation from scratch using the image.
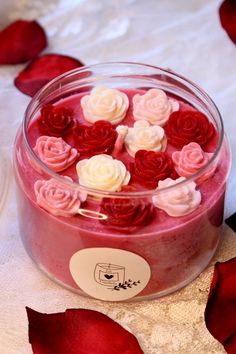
[0,152,9,214]
[13,62,231,301]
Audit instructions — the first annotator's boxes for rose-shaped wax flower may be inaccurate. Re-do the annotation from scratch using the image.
[38,104,76,137]
[34,177,87,217]
[132,89,179,126]
[165,110,215,148]
[33,136,78,172]
[73,120,117,156]
[100,197,154,231]
[123,120,167,157]
[152,177,201,217]
[81,86,129,125]
[131,150,178,189]
[76,154,130,192]
[172,142,215,182]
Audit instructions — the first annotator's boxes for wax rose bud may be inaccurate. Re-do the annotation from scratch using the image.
[131,150,178,189]
[34,177,87,217]
[165,110,215,149]
[76,154,130,192]
[113,125,128,156]
[81,86,129,124]
[73,120,117,156]
[152,177,201,217]
[172,142,216,182]
[132,88,179,126]
[123,120,167,157]
[100,197,154,231]
[33,136,78,172]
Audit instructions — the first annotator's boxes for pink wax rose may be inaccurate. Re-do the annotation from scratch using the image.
[172,142,216,182]
[34,177,87,217]
[132,89,179,126]
[33,136,78,172]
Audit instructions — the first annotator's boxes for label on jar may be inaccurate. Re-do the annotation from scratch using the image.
[69,248,151,301]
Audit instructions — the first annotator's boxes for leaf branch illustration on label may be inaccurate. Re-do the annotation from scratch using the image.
[112,279,141,291]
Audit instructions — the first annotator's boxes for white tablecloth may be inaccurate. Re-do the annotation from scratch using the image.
[0,1,235,353]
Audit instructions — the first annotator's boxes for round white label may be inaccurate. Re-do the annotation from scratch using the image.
[69,248,151,301]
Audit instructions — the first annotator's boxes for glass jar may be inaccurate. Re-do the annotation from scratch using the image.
[13,62,231,301]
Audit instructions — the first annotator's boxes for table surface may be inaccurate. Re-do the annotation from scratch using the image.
[0,1,235,353]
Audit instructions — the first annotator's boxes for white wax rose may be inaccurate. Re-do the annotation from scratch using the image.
[123,120,167,157]
[81,86,129,125]
[152,177,201,217]
[76,154,130,192]
[133,88,179,126]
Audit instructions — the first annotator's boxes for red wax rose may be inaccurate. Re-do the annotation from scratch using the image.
[100,197,154,231]
[38,105,76,137]
[26,307,143,354]
[165,111,215,148]
[73,120,117,156]
[205,258,236,354]
[0,20,47,65]
[219,0,236,44]
[131,150,178,189]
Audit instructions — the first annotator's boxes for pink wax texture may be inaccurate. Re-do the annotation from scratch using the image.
[14,89,230,299]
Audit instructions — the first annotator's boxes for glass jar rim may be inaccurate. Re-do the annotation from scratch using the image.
[22,61,224,198]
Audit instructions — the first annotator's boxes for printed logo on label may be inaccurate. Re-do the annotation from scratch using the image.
[69,248,151,301]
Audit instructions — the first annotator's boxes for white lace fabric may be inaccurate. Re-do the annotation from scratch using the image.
[0,1,235,353]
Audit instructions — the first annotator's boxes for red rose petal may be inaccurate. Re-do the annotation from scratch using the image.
[26,307,143,354]
[14,54,84,97]
[0,20,47,65]
[219,0,236,44]
[205,258,236,354]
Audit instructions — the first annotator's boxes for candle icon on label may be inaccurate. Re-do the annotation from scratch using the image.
[94,263,125,288]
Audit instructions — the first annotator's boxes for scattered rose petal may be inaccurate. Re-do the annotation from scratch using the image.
[73,120,117,156]
[14,54,84,97]
[131,150,178,189]
[100,197,154,231]
[26,307,143,354]
[205,258,236,354]
[165,111,215,149]
[219,0,236,44]
[0,20,47,65]
[38,104,76,137]
[225,212,236,232]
